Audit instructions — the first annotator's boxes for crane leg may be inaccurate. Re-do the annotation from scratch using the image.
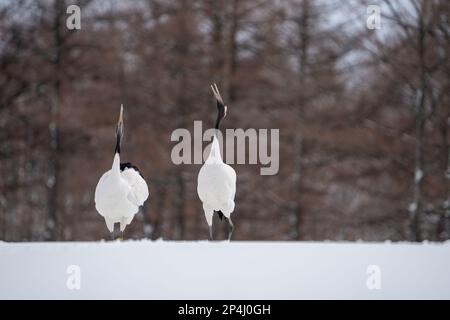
[118,218,128,241]
[209,226,213,241]
[203,204,214,241]
[227,217,234,241]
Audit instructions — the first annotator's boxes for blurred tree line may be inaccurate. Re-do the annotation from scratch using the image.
[0,0,448,241]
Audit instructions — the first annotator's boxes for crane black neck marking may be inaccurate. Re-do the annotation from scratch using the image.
[214,116,221,130]
[115,130,121,154]
[215,99,226,130]
[215,210,224,220]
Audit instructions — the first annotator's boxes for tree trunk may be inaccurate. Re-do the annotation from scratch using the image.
[209,0,225,80]
[410,3,428,242]
[227,0,239,101]
[410,115,424,241]
[47,0,64,240]
[442,102,450,239]
[291,0,311,240]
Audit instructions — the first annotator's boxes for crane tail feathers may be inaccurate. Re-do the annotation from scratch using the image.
[215,210,224,220]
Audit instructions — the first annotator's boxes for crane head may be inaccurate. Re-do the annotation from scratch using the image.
[211,83,227,129]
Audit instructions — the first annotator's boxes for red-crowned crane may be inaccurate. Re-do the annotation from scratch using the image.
[197,84,236,240]
[94,105,149,239]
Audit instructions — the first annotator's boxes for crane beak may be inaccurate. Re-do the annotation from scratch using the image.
[211,83,227,118]
[118,104,124,127]
[210,83,223,105]
[116,104,124,138]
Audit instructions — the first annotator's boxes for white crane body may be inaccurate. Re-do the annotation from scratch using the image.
[94,106,149,236]
[197,137,236,225]
[197,84,236,240]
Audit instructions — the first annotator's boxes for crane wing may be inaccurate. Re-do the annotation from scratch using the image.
[120,168,149,207]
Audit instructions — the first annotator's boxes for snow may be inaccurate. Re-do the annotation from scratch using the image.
[1,241,450,299]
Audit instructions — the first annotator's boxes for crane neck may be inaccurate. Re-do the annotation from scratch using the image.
[115,129,121,154]
[112,153,121,177]
[206,132,223,164]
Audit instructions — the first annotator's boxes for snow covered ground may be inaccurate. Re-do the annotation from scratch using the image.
[1,240,449,299]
